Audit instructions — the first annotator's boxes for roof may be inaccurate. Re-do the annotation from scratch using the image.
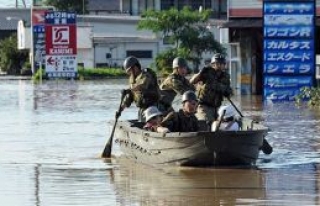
[77,15,140,24]
[0,8,30,30]
[87,0,119,11]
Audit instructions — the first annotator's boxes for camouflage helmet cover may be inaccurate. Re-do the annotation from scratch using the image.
[182,90,198,103]
[211,53,226,64]
[172,57,188,69]
[123,56,140,72]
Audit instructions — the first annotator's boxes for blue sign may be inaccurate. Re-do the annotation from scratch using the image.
[264,87,304,101]
[264,14,313,26]
[263,1,315,101]
[264,62,314,75]
[264,2,314,15]
[264,51,314,63]
[45,11,76,24]
[264,39,314,51]
[33,25,45,33]
[264,76,312,89]
[264,26,313,38]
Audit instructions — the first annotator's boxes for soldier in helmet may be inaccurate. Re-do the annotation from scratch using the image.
[160,90,199,132]
[120,56,160,122]
[159,57,195,115]
[190,53,233,122]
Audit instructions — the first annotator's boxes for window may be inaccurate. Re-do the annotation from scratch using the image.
[212,0,227,19]
[161,0,212,11]
[161,0,174,10]
[126,50,153,58]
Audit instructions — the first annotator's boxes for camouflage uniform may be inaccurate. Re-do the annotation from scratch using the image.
[196,68,232,122]
[161,109,199,132]
[122,69,160,121]
[159,72,195,114]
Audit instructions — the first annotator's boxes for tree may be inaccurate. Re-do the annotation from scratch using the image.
[43,0,89,14]
[138,6,225,72]
[0,34,28,75]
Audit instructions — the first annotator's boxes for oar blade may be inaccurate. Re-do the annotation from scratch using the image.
[261,139,273,155]
[101,143,112,158]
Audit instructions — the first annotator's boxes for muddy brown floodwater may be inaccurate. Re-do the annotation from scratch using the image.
[0,79,320,206]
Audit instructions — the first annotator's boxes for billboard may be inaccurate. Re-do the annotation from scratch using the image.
[31,7,52,73]
[45,11,77,78]
[263,0,315,101]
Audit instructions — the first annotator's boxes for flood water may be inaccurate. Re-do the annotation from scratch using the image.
[1,79,320,206]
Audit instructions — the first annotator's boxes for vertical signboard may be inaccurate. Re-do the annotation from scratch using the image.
[45,11,77,78]
[31,7,49,73]
[263,0,315,101]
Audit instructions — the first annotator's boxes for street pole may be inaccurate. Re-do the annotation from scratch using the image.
[83,0,85,14]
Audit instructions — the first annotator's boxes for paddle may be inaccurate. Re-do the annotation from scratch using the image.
[226,97,273,155]
[101,90,126,158]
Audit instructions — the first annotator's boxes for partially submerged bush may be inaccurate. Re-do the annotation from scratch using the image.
[77,68,126,79]
[295,86,320,107]
[32,67,126,82]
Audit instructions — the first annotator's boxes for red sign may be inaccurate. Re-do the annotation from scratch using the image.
[32,8,47,25]
[45,25,77,55]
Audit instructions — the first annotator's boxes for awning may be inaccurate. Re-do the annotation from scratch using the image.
[220,19,262,28]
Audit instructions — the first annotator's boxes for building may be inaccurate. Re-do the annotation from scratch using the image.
[221,0,320,96]
[1,1,242,94]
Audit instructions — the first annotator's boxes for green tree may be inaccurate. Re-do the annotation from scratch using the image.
[43,0,89,14]
[138,6,225,72]
[0,34,28,75]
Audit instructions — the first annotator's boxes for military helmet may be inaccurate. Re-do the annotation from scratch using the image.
[218,105,236,119]
[144,106,162,122]
[211,53,226,64]
[182,90,198,103]
[123,56,141,72]
[172,57,187,69]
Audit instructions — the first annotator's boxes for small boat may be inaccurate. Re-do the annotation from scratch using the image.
[114,118,270,166]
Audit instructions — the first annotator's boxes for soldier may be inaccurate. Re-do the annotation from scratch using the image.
[159,57,195,114]
[160,90,199,132]
[119,56,160,122]
[190,53,233,122]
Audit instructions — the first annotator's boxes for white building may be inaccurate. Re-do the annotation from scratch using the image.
[18,13,222,70]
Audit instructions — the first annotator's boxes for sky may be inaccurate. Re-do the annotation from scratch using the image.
[0,0,32,8]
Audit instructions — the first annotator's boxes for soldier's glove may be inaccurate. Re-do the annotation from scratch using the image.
[220,86,233,97]
[199,66,211,75]
[115,109,122,119]
[121,89,131,96]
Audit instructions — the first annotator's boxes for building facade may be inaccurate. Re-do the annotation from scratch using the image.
[224,0,320,95]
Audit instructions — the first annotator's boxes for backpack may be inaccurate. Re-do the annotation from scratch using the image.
[137,68,160,108]
[145,68,158,86]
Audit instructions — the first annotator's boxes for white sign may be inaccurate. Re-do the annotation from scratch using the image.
[45,55,77,77]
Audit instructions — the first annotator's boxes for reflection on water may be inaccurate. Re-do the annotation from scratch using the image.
[110,157,266,206]
[0,80,320,205]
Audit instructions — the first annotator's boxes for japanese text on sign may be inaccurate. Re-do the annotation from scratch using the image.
[264,26,313,38]
[264,3,314,14]
[264,40,313,50]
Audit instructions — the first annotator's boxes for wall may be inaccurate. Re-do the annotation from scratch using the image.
[228,0,262,17]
